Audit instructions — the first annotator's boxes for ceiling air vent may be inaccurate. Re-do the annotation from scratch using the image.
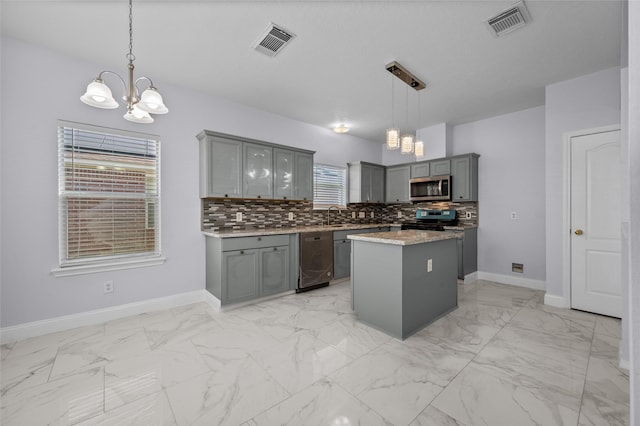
[486,1,531,37]
[253,23,295,57]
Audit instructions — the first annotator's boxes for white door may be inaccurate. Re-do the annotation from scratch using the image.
[570,130,621,318]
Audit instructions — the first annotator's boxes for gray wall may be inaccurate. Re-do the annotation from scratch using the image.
[453,106,546,282]
[0,37,381,327]
[544,67,621,300]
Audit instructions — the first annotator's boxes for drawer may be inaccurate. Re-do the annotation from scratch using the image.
[222,234,289,251]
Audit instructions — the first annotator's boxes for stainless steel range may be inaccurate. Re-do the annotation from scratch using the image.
[401,209,458,231]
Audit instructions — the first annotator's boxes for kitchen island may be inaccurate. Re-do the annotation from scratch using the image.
[348,230,458,340]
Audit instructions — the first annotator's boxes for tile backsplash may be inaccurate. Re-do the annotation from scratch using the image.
[202,198,478,231]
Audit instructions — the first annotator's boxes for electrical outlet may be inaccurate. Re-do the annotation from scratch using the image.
[288,212,294,221]
[397,211,402,218]
[370,211,374,218]
[236,212,243,222]
[103,280,114,294]
[466,211,472,219]
[351,211,356,219]
[358,211,365,218]
[510,212,517,220]
[427,259,433,272]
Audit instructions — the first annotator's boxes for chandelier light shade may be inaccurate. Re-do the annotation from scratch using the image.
[80,0,168,123]
[386,128,400,149]
[401,134,414,155]
[414,140,424,158]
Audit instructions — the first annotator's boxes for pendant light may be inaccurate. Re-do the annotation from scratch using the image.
[414,92,425,158]
[400,85,414,155]
[386,75,400,150]
[80,0,168,123]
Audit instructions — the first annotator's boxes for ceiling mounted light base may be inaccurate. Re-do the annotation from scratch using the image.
[385,61,426,91]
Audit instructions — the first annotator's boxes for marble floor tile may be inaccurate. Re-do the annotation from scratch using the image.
[508,306,596,341]
[314,313,392,359]
[246,378,392,426]
[594,315,621,338]
[252,330,353,394]
[432,362,582,426]
[143,309,217,350]
[473,280,539,308]
[578,355,630,426]
[413,313,503,355]
[49,328,151,380]
[104,309,176,336]
[0,343,13,360]
[1,343,57,397]
[77,390,177,426]
[410,404,469,426]
[451,298,518,327]
[165,356,289,426]
[7,323,104,360]
[473,324,590,396]
[1,367,104,426]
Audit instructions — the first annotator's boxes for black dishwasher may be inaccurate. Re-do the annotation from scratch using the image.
[298,231,333,292]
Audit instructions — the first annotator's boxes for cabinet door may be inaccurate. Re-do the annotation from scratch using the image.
[333,239,351,279]
[260,246,289,296]
[223,249,259,303]
[360,165,373,202]
[274,149,294,200]
[410,162,430,178]
[451,156,471,201]
[385,166,410,203]
[370,166,385,203]
[200,137,242,198]
[430,159,451,176]
[294,152,314,201]
[243,143,273,199]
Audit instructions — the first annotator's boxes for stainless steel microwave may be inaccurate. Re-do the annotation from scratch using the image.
[410,175,451,201]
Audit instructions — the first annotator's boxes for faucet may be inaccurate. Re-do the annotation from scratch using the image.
[327,205,342,226]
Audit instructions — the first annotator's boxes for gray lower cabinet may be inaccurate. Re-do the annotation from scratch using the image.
[385,165,411,203]
[206,234,297,305]
[333,227,390,279]
[453,228,478,279]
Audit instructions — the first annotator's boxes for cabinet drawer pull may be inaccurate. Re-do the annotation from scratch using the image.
[283,196,287,200]
[240,250,244,255]
[224,194,228,197]
[257,237,262,241]
[273,247,278,251]
[257,195,261,199]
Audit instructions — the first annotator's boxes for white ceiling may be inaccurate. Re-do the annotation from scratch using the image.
[1,0,622,143]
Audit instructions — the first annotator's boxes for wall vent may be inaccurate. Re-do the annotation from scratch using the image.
[486,1,531,37]
[253,23,295,57]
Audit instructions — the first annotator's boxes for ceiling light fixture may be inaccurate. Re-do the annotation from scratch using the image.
[80,0,168,123]
[333,123,350,134]
[401,85,414,155]
[386,75,400,150]
[385,61,425,151]
[414,93,424,158]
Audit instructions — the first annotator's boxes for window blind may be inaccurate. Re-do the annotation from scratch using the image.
[57,121,161,267]
[313,164,347,209]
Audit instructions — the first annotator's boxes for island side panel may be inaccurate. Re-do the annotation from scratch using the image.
[401,238,458,338]
[351,240,404,339]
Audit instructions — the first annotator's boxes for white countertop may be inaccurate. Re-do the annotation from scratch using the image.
[348,229,459,246]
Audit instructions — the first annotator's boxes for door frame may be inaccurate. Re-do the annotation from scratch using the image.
[562,124,621,309]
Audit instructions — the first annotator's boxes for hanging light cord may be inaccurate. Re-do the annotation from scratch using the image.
[128,0,135,64]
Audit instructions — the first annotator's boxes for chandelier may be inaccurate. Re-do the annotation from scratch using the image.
[80,0,168,123]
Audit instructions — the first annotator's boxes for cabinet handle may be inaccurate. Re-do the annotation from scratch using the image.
[257,237,262,241]
[224,194,228,197]
[240,250,244,255]
[283,196,287,200]
[257,195,261,199]
[273,247,278,251]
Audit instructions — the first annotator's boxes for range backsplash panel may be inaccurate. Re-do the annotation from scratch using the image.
[202,199,478,231]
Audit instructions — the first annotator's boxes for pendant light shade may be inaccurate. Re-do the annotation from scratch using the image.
[80,79,119,109]
[401,134,414,155]
[386,128,400,149]
[124,106,154,123]
[137,87,169,114]
[414,140,424,158]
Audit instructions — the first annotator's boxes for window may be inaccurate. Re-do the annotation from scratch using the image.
[57,121,161,271]
[313,163,347,209]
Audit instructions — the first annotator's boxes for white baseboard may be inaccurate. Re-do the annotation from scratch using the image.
[619,347,630,371]
[476,271,546,291]
[463,271,479,284]
[0,290,209,344]
[543,293,569,308]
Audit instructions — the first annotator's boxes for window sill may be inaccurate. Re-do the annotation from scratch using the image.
[51,256,167,277]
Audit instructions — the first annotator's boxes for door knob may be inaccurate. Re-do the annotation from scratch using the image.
[574,229,583,235]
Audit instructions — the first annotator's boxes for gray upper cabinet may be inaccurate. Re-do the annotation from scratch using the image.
[274,148,294,200]
[410,162,430,178]
[430,159,451,176]
[198,130,314,200]
[243,143,273,199]
[451,154,479,201]
[198,135,243,198]
[294,152,313,201]
[349,162,385,203]
[385,165,411,203]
